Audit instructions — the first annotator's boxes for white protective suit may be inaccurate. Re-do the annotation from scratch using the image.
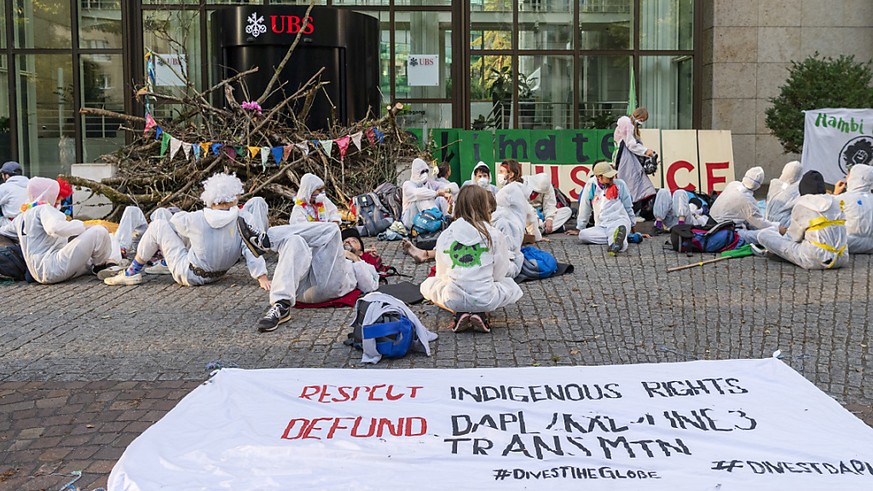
[614,116,656,204]
[491,183,528,278]
[113,206,149,257]
[0,175,28,236]
[765,161,803,229]
[461,162,499,196]
[576,178,635,251]
[709,167,778,244]
[135,207,267,286]
[401,158,442,230]
[266,221,379,305]
[757,194,848,270]
[289,173,341,224]
[653,189,709,229]
[430,176,459,213]
[841,164,873,254]
[14,178,116,284]
[420,217,523,313]
[523,173,572,233]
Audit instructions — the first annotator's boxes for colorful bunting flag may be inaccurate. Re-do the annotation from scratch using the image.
[160,132,171,156]
[366,128,376,146]
[225,146,237,160]
[193,144,201,161]
[335,135,351,162]
[182,142,192,160]
[211,143,223,155]
[248,146,260,159]
[351,131,363,151]
[169,137,182,159]
[144,114,156,135]
[283,145,294,161]
[155,127,163,141]
[260,147,270,168]
[373,128,385,143]
[296,143,310,156]
[272,146,284,165]
[319,139,333,156]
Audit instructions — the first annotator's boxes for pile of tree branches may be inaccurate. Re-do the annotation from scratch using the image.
[64,4,423,224]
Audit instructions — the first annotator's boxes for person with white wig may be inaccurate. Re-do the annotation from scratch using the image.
[104,172,269,288]
[14,177,122,284]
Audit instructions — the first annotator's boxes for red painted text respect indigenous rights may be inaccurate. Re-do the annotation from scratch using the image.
[280,385,428,440]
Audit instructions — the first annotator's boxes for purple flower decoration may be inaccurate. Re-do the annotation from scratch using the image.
[241,101,263,116]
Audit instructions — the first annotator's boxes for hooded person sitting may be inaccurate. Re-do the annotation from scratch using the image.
[462,161,499,196]
[833,164,873,254]
[709,166,782,244]
[401,157,448,230]
[567,162,635,256]
[104,173,268,288]
[491,183,528,278]
[420,185,522,333]
[290,173,341,224]
[765,160,804,229]
[14,177,122,284]
[757,170,848,270]
[523,173,572,234]
[430,161,459,209]
[0,161,28,239]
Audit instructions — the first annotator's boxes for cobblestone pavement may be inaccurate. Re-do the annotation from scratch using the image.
[1,234,871,490]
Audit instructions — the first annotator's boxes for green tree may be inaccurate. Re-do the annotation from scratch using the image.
[766,54,873,154]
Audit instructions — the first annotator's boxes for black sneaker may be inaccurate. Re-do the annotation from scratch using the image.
[609,225,627,256]
[237,216,271,258]
[257,301,291,332]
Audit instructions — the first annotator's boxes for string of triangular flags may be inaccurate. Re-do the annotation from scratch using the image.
[144,121,386,170]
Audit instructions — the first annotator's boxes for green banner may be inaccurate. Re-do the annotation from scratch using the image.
[458,130,495,181]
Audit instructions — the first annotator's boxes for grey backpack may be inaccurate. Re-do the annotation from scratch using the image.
[354,192,394,237]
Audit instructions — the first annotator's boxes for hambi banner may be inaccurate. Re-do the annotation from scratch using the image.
[108,359,873,490]
[802,108,873,184]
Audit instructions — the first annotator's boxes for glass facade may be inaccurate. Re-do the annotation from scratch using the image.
[0,0,698,175]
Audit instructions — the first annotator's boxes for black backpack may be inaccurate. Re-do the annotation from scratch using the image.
[553,185,577,219]
[374,182,403,222]
[353,192,394,237]
[0,244,30,281]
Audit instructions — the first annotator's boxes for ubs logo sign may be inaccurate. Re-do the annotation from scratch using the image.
[270,15,315,35]
[245,12,314,38]
[245,13,267,38]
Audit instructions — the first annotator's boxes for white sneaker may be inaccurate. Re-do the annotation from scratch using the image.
[96,265,125,281]
[144,263,171,275]
[635,216,646,223]
[104,271,143,286]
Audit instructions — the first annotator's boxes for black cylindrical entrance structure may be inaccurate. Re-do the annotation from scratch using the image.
[211,6,380,130]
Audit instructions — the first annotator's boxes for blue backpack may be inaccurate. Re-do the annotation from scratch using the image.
[412,208,445,234]
[362,318,414,359]
[670,222,744,253]
[520,246,558,279]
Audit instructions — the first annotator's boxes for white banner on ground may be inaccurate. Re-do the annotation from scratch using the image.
[108,359,873,491]
[801,108,873,184]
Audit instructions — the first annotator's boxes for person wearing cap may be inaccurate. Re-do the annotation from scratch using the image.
[756,170,848,270]
[401,157,449,230]
[13,177,122,284]
[566,161,635,256]
[0,161,29,237]
[461,161,499,196]
[104,172,269,289]
[709,166,783,244]
[764,160,804,229]
[236,218,380,333]
[290,173,341,225]
[833,164,873,254]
